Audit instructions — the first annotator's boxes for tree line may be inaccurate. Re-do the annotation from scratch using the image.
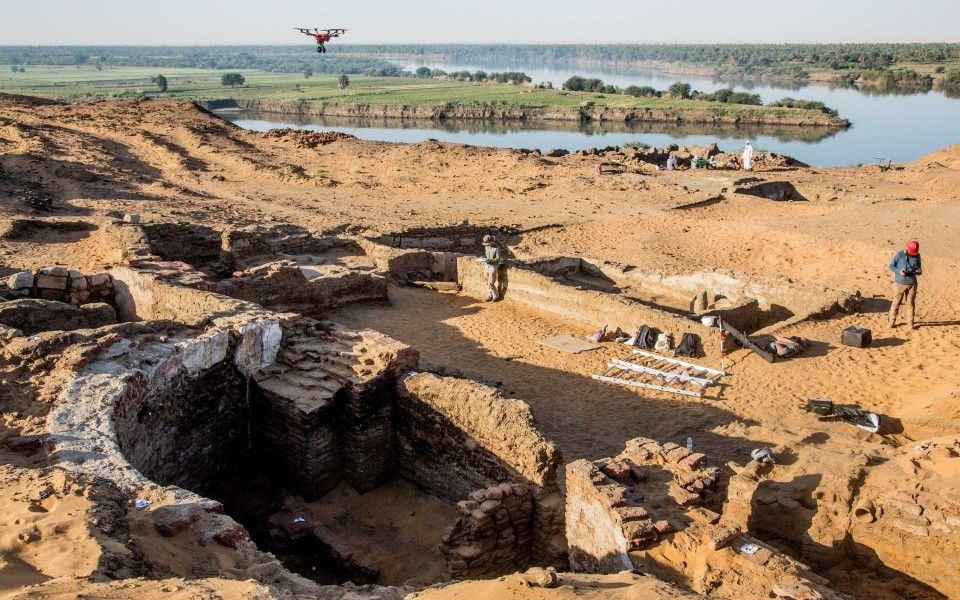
[561,75,839,115]
[0,46,404,76]
[328,43,960,73]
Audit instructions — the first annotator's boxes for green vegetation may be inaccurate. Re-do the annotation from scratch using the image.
[767,98,840,118]
[668,82,692,99]
[338,74,350,89]
[330,43,960,79]
[859,68,934,91]
[0,46,406,77]
[221,73,245,88]
[561,77,763,107]
[151,74,168,92]
[936,68,960,97]
[303,68,313,79]
[0,65,837,119]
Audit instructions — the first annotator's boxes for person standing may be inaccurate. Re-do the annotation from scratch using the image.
[742,141,754,171]
[482,234,503,302]
[889,239,922,329]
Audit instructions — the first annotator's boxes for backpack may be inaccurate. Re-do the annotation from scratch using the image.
[633,325,659,349]
[675,332,702,358]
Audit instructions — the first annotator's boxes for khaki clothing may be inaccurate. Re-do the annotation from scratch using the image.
[889,283,917,327]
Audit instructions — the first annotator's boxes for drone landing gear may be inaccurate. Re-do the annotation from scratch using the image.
[316,44,327,54]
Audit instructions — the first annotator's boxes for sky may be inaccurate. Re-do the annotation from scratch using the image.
[2,0,959,45]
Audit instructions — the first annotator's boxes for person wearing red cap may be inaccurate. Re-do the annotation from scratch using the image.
[888,240,922,329]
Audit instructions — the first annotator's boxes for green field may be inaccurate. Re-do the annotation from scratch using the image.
[0,65,837,119]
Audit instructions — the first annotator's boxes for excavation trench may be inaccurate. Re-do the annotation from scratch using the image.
[111,351,458,586]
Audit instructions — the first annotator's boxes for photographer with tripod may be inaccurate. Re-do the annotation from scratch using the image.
[889,239,923,330]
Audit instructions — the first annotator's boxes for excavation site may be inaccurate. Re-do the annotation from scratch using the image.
[1,94,960,600]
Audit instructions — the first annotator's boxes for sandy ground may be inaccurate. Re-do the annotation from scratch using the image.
[1,94,959,598]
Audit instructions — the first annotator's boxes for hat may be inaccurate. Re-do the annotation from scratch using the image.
[482,234,494,245]
[906,240,919,256]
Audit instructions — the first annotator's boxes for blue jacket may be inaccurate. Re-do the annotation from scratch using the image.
[889,250,921,285]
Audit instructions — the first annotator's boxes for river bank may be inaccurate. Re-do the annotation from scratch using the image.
[205,98,848,129]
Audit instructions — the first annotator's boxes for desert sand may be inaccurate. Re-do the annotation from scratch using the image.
[1,93,959,599]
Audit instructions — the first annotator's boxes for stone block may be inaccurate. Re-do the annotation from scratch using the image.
[35,275,69,290]
[69,276,88,291]
[38,266,69,277]
[7,272,33,290]
[88,273,111,286]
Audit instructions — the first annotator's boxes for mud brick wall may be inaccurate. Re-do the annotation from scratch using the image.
[441,483,534,579]
[252,386,344,501]
[565,459,634,574]
[532,490,568,569]
[222,224,343,267]
[216,264,387,313]
[141,223,222,266]
[110,265,263,324]
[457,257,723,357]
[113,360,248,493]
[342,381,396,492]
[396,373,561,502]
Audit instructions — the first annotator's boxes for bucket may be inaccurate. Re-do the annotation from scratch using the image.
[701,316,719,328]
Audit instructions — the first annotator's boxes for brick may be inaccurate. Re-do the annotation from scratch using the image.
[890,518,928,537]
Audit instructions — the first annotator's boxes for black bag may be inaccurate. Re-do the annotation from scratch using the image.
[675,332,702,358]
[635,325,659,349]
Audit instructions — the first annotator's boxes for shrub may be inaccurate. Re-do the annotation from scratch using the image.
[668,82,692,99]
[151,74,168,92]
[338,74,350,89]
[220,73,245,87]
[415,66,431,78]
[768,97,839,117]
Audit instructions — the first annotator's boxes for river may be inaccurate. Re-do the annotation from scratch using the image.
[219,58,960,167]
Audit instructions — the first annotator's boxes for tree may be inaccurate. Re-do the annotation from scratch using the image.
[415,66,432,78]
[338,74,350,89]
[562,76,586,91]
[221,73,245,88]
[152,74,168,92]
[668,82,692,99]
[303,68,313,78]
[94,60,103,71]
[73,54,88,68]
[9,65,17,73]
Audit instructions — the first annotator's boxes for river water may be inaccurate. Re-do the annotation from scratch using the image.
[219,58,960,167]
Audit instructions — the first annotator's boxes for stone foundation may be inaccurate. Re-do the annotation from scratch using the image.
[565,437,849,600]
[442,483,535,579]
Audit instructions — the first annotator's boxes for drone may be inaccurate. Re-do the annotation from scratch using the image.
[294,27,347,53]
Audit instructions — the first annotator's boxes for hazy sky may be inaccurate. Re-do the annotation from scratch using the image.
[3,0,959,45]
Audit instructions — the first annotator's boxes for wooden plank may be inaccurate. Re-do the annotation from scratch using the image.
[720,321,776,363]
[631,350,727,377]
[538,335,602,354]
[592,374,705,398]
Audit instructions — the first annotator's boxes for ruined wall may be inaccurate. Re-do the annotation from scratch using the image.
[110,265,263,324]
[396,372,561,501]
[458,257,722,357]
[252,321,418,499]
[441,483,535,579]
[253,384,344,500]
[566,438,848,600]
[4,267,115,307]
[355,241,459,283]
[141,223,222,267]
[222,224,348,268]
[397,373,567,577]
[216,263,388,314]
[846,437,960,598]
[114,360,248,493]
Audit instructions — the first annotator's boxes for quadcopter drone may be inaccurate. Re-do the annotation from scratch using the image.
[294,27,348,53]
